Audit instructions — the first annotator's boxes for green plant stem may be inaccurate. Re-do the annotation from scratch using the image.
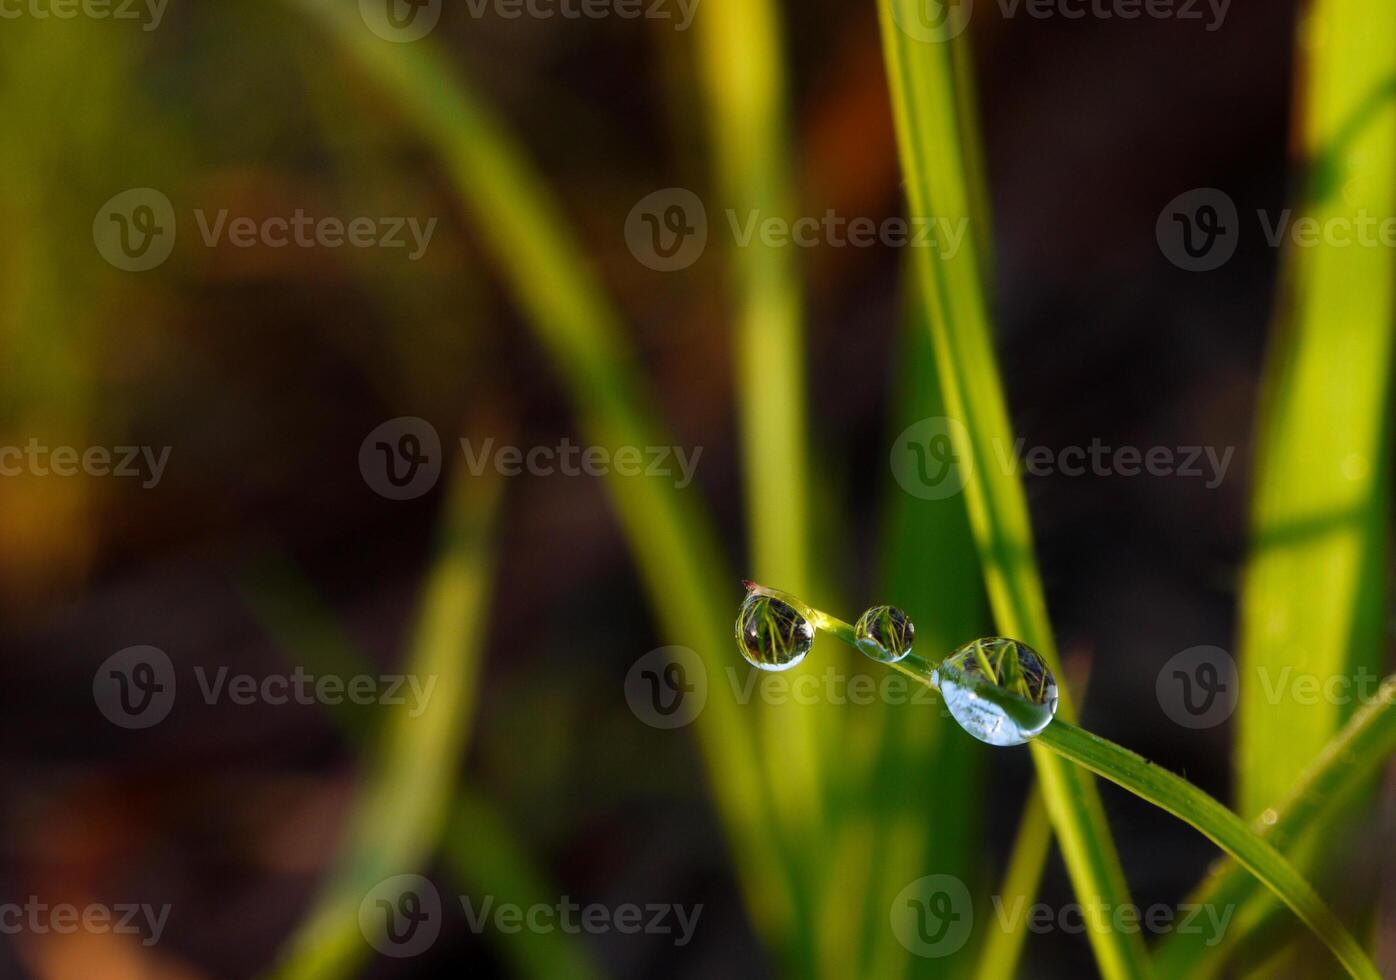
[1156,675,1396,978]
[1032,720,1379,980]
[264,467,505,980]
[874,5,1147,976]
[285,0,797,957]
[794,603,1380,980]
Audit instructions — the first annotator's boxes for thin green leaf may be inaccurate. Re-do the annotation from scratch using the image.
[1034,719,1381,980]
[691,8,827,972]
[1155,675,1396,978]
[245,510,602,980]
[264,467,505,979]
[283,0,796,954]
[875,4,1148,976]
[1237,0,1395,818]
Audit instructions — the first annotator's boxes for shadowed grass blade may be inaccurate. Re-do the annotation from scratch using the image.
[691,8,827,969]
[1237,0,1395,818]
[264,467,506,979]
[284,0,799,958]
[1155,676,1396,978]
[1034,719,1380,980]
[875,4,1148,976]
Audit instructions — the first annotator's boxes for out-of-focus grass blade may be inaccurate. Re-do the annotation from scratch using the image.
[284,0,797,958]
[1236,0,1395,819]
[245,510,601,979]
[1035,719,1381,980]
[264,467,504,979]
[691,6,826,968]
[875,5,1148,977]
[855,290,988,980]
[1156,675,1396,979]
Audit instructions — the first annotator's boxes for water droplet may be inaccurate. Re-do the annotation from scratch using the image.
[934,637,1059,746]
[854,605,916,663]
[735,593,814,672]
[1260,808,1278,827]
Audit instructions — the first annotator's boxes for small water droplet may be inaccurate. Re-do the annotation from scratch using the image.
[1260,808,1278,827]
[854,605,916,663]
[934,637,1059,746]
[735,593,814,671]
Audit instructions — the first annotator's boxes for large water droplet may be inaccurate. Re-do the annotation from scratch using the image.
[935,637,1058,746]
[735,593,814,671]
[854,605,916,663]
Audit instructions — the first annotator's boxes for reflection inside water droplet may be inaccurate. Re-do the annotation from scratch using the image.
[854,605,916,663]
[934,637,1059,746]
[735,593,814,672]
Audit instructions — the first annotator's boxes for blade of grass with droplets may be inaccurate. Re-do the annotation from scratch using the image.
[691,6,828,969]
[974,655,1093,980]
[875,5,1149,977]
[1155,675,1396,978]
[1236,0,1395,820]
[264,467,505,980]
[283,0,798,962]
[244,533,602,980]
[861,295,988,980]
[1032,719,1381,980]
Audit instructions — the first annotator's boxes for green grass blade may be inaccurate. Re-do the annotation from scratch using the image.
[691,8,828,971]
[1236,0,1396,818]
[1034,719,1381,980]
[974,788,1051,980]
[861,296,988,980]
[283,0,797,955]
[1155,675,1396,978]
[875,6,1148,977]
[263,467,505,979]
[244,518,601,979]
